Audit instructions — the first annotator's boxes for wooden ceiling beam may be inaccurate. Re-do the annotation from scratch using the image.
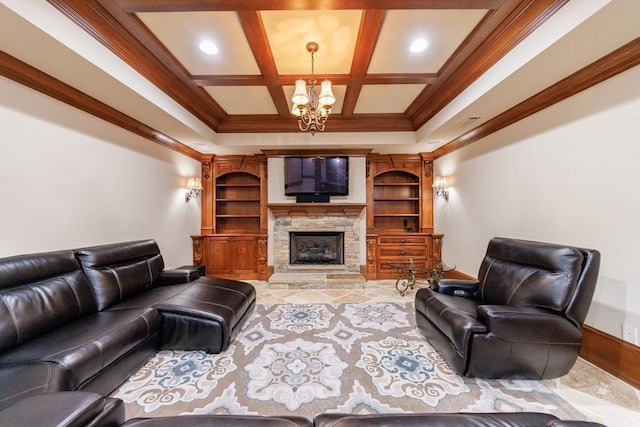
[433,36,640,159]
[48,0,227,129]
[217,114,415,133]
[237,11,291,118]
[341,9,386,118]
[0,51,201,160]
[191,73,436,86]
[407,0,568,127]
[117,0,506,13]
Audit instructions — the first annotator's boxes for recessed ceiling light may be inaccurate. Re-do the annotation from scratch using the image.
[199,40,218,55]
[410,38,429,53]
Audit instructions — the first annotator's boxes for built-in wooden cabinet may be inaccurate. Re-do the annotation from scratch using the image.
[365,153,442,279]
[192,155,268,280]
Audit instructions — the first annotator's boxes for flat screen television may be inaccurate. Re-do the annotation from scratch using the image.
[284,156,349,196]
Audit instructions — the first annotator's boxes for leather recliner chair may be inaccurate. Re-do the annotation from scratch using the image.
[415,237,600,379]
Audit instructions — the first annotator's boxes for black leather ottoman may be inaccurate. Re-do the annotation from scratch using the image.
[154,277,256,353]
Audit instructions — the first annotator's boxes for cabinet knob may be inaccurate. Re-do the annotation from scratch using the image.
[400,239,406,243]
[400,251,405,255]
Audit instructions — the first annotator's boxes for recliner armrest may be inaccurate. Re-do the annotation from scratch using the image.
[432,279,480,299]
[156,265,205,286]
[477,305,583,343]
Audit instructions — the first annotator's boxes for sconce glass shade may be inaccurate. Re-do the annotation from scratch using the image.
[432,176,448,189]
[433,176,450,201]
[186,177,203,191]
[292,79,309,105]
[185,177,203,202]
[318,79,336,105]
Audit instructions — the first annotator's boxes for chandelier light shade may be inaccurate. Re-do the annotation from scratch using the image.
[292,42,335,135]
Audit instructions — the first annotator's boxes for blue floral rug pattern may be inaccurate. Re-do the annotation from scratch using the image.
[112,302,585,420]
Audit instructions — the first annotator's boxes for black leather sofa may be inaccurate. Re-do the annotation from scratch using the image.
[0,239,255,425]
[118,412,604,427]
[415,237,600,379]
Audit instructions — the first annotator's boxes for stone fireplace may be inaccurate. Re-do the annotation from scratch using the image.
[290,231,344,265]
[268,203,366,288]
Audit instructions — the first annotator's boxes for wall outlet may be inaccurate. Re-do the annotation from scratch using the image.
[622,324,638,345]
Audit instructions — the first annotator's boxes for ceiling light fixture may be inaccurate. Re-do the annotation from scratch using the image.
[410,38,429,53]
[199,40,218,55]
[291,42,335,136]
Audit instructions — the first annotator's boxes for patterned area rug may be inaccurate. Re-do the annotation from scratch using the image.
[112,303,586,420]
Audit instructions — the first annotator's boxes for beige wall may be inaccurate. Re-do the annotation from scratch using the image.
[0,77,201,267]
[433,65,640,340]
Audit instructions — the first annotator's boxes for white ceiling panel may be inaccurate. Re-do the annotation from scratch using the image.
[261,10,362,75]
[204,86,277,114]
[368,9,487,74]
[136,11,260,75]
[355,84,426,114]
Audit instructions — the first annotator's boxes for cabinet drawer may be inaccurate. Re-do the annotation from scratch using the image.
[379,246,427,257]
[379,235,429,245]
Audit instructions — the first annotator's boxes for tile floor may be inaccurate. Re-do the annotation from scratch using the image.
[249,280,640,427]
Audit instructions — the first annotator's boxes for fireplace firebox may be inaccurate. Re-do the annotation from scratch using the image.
[290,231,344,265]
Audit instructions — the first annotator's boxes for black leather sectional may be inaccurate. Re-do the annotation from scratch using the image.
[0,239,605,426]
[0,239,255,425]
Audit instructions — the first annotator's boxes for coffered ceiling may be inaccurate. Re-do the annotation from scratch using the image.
[1,0,639,156]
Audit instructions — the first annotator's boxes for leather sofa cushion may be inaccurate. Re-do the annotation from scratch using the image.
[0,362,73,411]
[0,392,124,427]
[478,238,584,312]
[0,307,160,389]
[0,250,97,353]
[415,288,486,356]
[76,240,164,311]
[122,415,312,427]
[105,283,192,311]
[314,412,561,427]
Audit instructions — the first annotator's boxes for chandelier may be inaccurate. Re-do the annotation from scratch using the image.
[291,42,335,135]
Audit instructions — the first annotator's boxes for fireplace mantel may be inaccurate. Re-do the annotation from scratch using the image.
[268,203,366,217]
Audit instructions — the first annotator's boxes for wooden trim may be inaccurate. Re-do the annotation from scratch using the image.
[581,325,640,390]
[268,203,367,217]
[262,148,372,157]
[433,36,640,159]
[341,10,386,118]
[217,114,415,133]
[0,51,201,160]
[48,0,226,128]
[408,0,568,127]
[117,1,507,13]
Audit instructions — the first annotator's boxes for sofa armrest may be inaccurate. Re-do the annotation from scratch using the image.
[432,279,480,299]
[156,265,205,286]
[477,305,583,343]
[0,392,124,427]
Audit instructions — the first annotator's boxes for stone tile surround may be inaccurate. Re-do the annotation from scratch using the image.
[270,213,364,287]
[272,214,361,272]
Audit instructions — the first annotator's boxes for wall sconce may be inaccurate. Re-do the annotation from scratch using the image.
[433,176,450,201]
[185,177,203,202]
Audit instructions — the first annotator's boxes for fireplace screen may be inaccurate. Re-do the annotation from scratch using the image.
[290,231,344,265]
